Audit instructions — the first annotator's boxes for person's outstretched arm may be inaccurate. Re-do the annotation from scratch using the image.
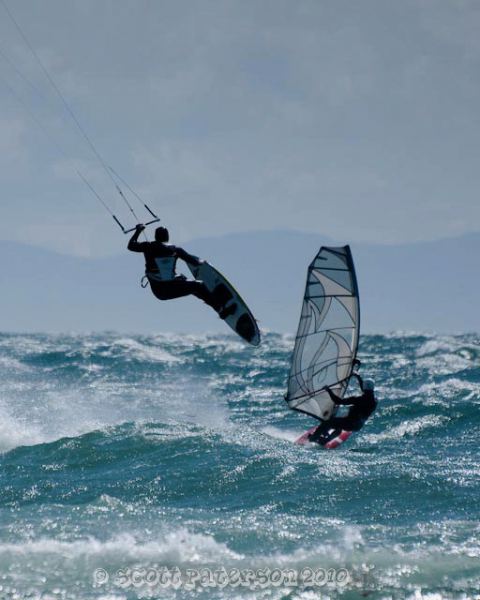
[175,246,202,266]
[128,224,146,252]
[325,386,363,406]
[351,372,364,391]
[325,386,343,403]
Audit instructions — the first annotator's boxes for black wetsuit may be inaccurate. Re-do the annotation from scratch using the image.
[309,388,377,443]
[128,233,218,309]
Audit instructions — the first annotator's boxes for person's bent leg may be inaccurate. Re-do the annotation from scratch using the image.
[147,277,235,318]
[148,277,218,308]
[148,278,199,301]
[308,417,349,442]
[189,281,220,311]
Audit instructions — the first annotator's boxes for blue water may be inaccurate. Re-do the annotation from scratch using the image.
[0,331,479,599]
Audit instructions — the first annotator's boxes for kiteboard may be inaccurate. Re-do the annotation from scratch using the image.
[295,426,353,449]
[186,259,261,346]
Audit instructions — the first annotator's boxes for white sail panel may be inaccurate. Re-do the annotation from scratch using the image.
[285,246,360,420]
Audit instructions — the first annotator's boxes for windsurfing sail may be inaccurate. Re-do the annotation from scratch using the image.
[285,245,360,421]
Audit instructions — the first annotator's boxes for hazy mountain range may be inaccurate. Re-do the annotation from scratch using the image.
[1,231,478,334]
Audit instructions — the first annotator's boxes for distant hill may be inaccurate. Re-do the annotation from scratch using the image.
[0,231,478,333]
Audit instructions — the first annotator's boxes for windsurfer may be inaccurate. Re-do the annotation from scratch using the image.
[308,377,377,443]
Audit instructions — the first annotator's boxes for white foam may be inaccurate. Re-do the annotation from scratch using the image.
[109,337,181,363]
[418,378,480,401]
[1,522,479,598]
[0,404,44,451]
[0,528,242,565]
[363,415,448,444]
[416,338,455,357]
[261,426,299,443]
[0,356,31,372]
[0,374,231,454]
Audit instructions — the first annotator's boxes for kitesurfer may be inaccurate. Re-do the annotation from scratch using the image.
[128,224,236,318]
[308,377,377,443]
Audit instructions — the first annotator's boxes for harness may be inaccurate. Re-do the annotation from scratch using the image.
[147,256,177,282]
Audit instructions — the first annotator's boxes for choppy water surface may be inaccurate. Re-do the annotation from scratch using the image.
[0,332,479,599]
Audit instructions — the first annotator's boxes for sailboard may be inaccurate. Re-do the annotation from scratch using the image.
[295,425,353,448]
[285,245,360,448]
[185,259,261,346]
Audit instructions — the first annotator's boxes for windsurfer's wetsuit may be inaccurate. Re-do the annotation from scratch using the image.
[128,227,229,315]
[308,386,377,443]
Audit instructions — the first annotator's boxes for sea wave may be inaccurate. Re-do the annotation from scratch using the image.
[0,523,478,599]
[0,332,479,599]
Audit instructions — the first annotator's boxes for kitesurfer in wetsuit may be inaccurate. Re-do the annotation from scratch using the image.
[128,224,236,319]
[308,376,377,444]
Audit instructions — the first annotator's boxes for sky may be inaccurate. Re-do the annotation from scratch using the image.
[0,0,479,257]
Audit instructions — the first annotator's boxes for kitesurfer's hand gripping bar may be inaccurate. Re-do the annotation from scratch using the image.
[122,218,160,234]
[112,203,160,234]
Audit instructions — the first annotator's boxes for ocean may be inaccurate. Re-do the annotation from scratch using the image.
[0,331,479,599]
